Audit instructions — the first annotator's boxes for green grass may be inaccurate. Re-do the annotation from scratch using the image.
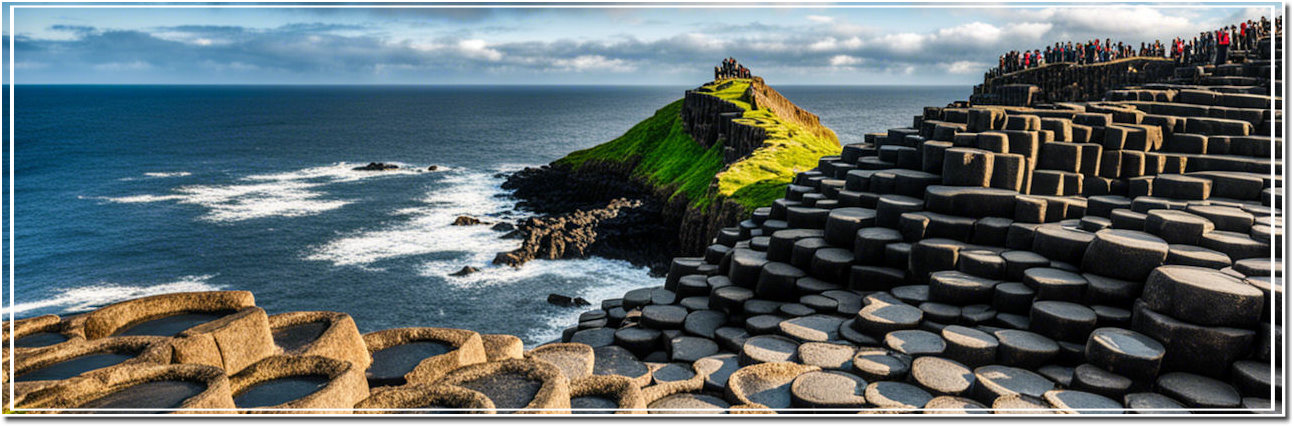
[558,78,840,212]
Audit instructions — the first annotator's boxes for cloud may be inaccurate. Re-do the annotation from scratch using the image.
[828,55,862,67]
[12,6,1267,84]
[945,61,984,74]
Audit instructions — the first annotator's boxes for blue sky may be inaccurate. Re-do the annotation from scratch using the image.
[4,3,1280,85]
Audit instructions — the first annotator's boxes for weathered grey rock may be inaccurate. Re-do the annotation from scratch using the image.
[790,371,868,409]
[646,393,729,414]
[1043,389,1124,414]
[778,315,843,343]
[1023,267,1088,303]
[652,363,696,384]
[854,303,923,336]
[993,282,1035,314]
[714,327,750,354]
[739,335,799,366]
[1131,302,1255,377]
[569,328,615,348]
[1080,230,1169,281]
[1082,273,1142,306]
[797,342,855,371]
[682,310,726,340]
[929,271,998,305]
[852,348,911,382]
[1156,372,1242,409]
[744,314,786,336]
[884,330,946,357]
[972,365,1055,404]
[824,208,878,248]
[911,356,975,396]
[1084,328,1165,381]
[1028,301,1097,343]
[1036,365,1073,388]
[990,394,1055,414]
[993,329,1059,368]
[613,327,662,357]
[641,305,689,330]
[755,262,806,302]
[1070,363,1133,401]
[667,336,718,364]
[957,250,1006,280]
[1123,392,1187,414]
[710,286,753,315]
[1144,209,1215,245]
[695,353,739,392]
[1230,360,1275,398]
[923,395,990,413]
[1142,265,1264,328]
[1200,230,1270,261]
[726,362,820,409]
[592,345,650,387]
[864,381,934,412]
[942,325,998,367]
[1165,244,1233,269]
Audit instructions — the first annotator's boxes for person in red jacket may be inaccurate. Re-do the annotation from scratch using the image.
[1217,28,1230,65]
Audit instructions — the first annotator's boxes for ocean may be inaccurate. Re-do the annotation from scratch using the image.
[8,84,968,345]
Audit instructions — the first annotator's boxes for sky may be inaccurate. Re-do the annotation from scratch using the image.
[3,2,1281,85]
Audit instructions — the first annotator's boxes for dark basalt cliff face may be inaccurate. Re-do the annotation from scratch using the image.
[499,162,677,274]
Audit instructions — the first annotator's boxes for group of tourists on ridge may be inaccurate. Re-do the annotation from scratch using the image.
[1171,16,1278,66]
[987,15,1277,78]
[715,57,751,80]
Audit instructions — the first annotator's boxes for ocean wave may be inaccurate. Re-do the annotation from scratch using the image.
[143,171,192,178]
[305,168,517,266]
[99,162,427,223]
[9,275,222,316]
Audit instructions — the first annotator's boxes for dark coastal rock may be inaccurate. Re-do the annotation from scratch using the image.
[449,266,480,277]
[452,216,487,226]
[353,162,399,171]
[546,294,591,308]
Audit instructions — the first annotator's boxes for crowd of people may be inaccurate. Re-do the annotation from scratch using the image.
[715,57,751,80]
[987,15,1279,77]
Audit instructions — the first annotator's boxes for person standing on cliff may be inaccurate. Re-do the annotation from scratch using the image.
[1216,28,1230,65]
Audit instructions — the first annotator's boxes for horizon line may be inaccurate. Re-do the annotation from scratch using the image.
[5,82,974,87]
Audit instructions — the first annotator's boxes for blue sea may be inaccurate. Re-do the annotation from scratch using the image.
[7,84,967,345]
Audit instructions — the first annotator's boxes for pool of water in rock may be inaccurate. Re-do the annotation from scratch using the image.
[75,380,206,413]
[365,341,451,386]
[233,375,331,408]
[271,321,329,351]
[17,352,134,382]
[15,332,68,348]
[458,372,541,414]
[570,396,618,414]
[114,311,235,337]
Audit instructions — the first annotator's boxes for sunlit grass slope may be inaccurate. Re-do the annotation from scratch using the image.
[557,78,841,211]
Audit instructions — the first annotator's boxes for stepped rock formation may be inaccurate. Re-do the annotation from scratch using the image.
[5,31,1284,415]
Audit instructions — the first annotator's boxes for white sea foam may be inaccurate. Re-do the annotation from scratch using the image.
[9,275,222,316]
[100,162,426,223]
[305,169,516,266]
[143,171,192,178]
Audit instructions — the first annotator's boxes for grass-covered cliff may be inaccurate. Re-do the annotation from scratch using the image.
[557,78,841,212]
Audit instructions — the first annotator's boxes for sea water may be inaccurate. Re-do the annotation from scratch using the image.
[8,84,966,345]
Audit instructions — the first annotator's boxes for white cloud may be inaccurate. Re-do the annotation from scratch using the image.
[457,39,503,61]
[946,61,984,74]
[829,55,863,67]
[807,15,835,23]
[552,55,634,72]
[92,61,153,71]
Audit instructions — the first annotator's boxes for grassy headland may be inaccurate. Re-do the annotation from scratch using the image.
[557,78,841,212]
